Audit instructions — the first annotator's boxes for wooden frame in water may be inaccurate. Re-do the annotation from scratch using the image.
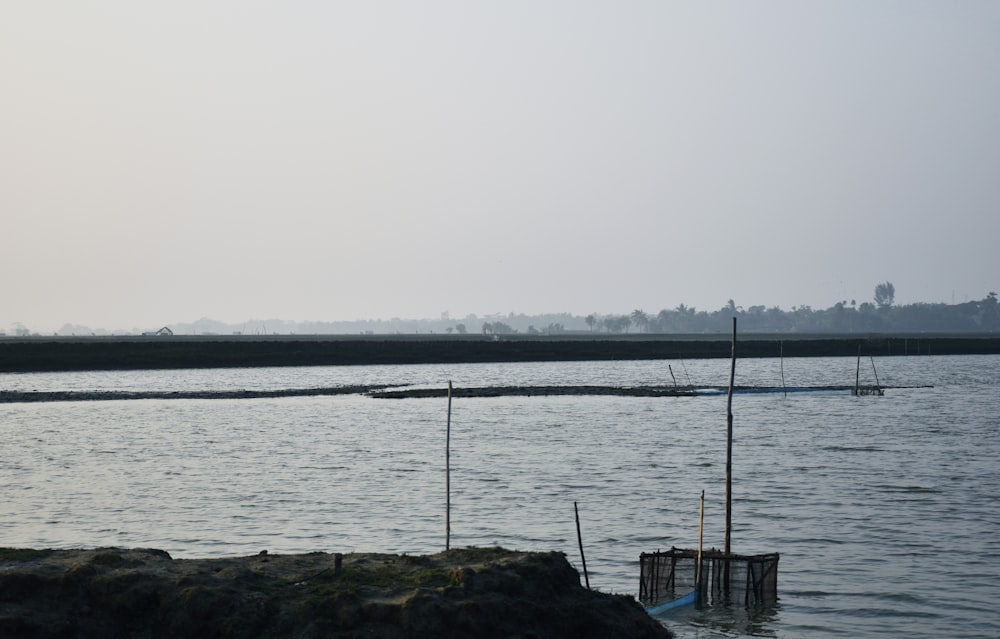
[640,547,779,607]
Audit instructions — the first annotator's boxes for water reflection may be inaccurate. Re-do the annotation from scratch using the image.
[659,601,781,638]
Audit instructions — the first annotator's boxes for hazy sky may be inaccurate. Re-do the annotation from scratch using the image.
[3,2,998,333]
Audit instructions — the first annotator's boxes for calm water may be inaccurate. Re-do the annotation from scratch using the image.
[2,355,998,638]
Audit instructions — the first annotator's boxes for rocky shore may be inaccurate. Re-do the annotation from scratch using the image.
[0,546,671,639]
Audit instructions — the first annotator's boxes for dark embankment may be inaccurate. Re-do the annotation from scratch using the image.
[1,333,998,372]
[0,547,671,639]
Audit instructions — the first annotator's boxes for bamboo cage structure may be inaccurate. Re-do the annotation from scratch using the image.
[640,548,779,607]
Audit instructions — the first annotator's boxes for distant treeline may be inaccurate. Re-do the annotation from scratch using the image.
[15,291,1000,338]
[609,292,1000,335]
[178,292,1000,336]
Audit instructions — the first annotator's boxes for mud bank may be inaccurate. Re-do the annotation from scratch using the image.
[1,333,997,372]
[0,383,922,404]
[0,547,670,639]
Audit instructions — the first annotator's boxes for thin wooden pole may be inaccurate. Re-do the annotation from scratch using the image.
[780,340,787,398]
[668,364,678,388]
[446,380,452,551]
[870,356,881,390]
[724,317,736,596]
[681,359,692,385]
[725,317,736,558]
[855,345,862,396]
[697,490,705,590]
[574,501,590,590]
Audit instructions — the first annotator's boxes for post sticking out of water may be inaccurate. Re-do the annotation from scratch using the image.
[725,317,736,593]
[668,364,678,388]
[855,345,862,395]
[780,341,787,398]
[575,501,590,590]
[446,380,452,551]
[697,490,705,588]
[725,318,736,558]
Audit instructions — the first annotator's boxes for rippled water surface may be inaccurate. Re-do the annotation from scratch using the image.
[2,355,998,638]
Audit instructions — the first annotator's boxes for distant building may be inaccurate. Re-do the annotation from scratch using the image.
[142,326,174,336]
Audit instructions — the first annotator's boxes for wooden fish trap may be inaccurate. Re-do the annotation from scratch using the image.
[852,385,884,396]
[640,547,779,607]
[853,348,884,395]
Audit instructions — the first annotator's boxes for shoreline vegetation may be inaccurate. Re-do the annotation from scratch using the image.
[1,333,998,373]
[0,547,671,639]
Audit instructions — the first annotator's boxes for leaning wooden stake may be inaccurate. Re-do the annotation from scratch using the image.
[446,380,452,551]
[574,501,591,590]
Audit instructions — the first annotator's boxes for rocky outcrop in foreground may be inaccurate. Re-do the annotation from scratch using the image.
[0,546,671,639]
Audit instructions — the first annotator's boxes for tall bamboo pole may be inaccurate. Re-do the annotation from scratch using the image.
[725,317,736,557]
[724,317,736,595]
[446,380,452,550]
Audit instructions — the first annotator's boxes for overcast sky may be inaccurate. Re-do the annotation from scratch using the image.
[3,2,998,333]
